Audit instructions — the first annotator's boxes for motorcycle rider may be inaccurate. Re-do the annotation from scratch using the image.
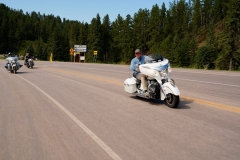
[5,52,22,69]
[25,52,35,67]
[24,53,30,65]
[130,49,149,96]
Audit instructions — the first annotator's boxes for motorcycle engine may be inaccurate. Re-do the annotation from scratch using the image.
[148,81,160,99]
[148,83,156,93]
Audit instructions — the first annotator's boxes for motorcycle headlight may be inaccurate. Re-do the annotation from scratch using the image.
[160,70,166,74]
[11,60,15,63]
[160,70,167,78]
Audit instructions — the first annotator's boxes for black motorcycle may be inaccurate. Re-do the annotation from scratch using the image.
[25,58,34,69]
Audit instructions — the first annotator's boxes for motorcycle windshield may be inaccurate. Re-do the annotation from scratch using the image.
[155,63,169,71]
[6,57,18,61]
[145,53,163,63]
[151,59,169,71]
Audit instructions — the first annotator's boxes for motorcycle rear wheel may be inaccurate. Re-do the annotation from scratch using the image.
[164,93,179,108]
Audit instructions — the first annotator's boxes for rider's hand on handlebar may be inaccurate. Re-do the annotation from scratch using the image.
[136,68,140,72]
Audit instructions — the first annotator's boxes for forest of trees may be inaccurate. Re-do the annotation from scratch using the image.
[0,0,239,70]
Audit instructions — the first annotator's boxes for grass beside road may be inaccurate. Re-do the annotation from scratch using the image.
[0,55,6,59]
[0,54,25,60]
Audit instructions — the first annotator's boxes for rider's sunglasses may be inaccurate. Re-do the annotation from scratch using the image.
[135,52,141,55]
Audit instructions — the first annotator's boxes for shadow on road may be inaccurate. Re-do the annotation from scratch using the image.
[130,96,191,109]
[23,66,39,69]
[16,72,29,74]
[177,99,191,109]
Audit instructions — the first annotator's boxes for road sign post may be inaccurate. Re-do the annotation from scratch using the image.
[93,51,98,63]
[69,48,74,62]
[50,53,53,62]
[74,45,87,63]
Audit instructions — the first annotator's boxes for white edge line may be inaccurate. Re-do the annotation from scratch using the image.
[17,75,122,160]
[39,66,240,88]
[172,70,240,77]
[40,64,240,77]
[174,78,240,88]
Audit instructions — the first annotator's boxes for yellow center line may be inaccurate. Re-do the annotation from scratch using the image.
[42,67,240,114]
[44,67,122,85]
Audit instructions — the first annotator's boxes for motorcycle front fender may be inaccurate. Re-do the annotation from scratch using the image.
[161,82,180,100]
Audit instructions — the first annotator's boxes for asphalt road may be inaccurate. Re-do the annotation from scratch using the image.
[0,60,240,160]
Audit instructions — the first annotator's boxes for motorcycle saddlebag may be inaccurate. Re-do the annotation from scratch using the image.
[124,77,137,93]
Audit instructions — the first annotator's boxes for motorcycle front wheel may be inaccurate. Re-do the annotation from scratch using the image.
[13,66,17,74]
[164,93,179,108]
[30,62,33,68]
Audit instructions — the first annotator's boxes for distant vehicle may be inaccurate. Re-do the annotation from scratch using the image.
[25,57,34,69]
[5,56,21,74]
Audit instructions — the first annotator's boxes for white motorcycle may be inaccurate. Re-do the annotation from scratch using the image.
[5,57,21,74]
[124,53,180,108]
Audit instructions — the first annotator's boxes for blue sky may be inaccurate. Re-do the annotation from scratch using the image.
[1,0,171,23]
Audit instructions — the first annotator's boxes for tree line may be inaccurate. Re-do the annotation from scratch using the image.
[0,0,239,70]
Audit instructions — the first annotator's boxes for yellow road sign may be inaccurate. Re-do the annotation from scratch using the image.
[94,50,98,55]
[70,48,74,54]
